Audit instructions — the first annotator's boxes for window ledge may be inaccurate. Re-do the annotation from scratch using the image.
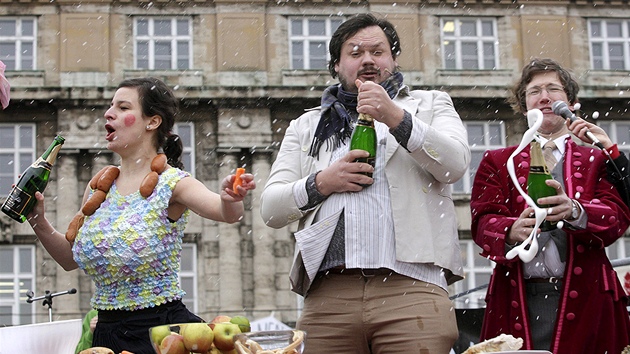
[437,69,512,77]
[281,69,336,87]
[3,70,45,88]
[124,70,204,87]
[436,69,513,93]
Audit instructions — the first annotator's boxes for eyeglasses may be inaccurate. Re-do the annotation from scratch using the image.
[525,84,565,97]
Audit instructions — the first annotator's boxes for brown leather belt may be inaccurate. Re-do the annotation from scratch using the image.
[525,277,562,284]
[319,266,393,278]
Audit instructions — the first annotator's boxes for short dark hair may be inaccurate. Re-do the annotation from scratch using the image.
[117,77,184,169]
[508,58,580,115]
[328,13,401,78]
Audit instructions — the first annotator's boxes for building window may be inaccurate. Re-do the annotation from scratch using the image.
[174,122,195,178]
[598,121,630,157]
[134,17,192,70]
[0,245,35,325]
[453,121,505,194]
[289,17,343,70]
[179,243,197,313]
[450,240,494,309]
[0,17,36,70]
[0,124,36,196]
[441,18,499,70]
[589,19,630,70]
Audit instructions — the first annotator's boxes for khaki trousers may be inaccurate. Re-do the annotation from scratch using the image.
[297,271,458,354]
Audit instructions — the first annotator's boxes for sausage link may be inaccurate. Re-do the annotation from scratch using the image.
[81,190,107,216]
[150,154,168,174]
[65,212,85,243]
[88,166,114,190]
[140,171,159,198]
[96,166,120,193]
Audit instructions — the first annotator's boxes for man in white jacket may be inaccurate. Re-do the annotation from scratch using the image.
[260,13,470,354]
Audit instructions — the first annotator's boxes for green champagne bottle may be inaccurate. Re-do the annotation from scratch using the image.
[527,140,557,231]
[2,135,65,223]
[350,113,377,185]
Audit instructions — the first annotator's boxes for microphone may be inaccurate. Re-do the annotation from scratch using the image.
[551,100,603,149]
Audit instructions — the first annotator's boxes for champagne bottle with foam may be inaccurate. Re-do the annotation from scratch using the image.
[2,135,65,223]
[527,140,557,231]
[350,113,377,183]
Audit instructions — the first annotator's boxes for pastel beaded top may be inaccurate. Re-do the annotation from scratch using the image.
[73,167,190,311]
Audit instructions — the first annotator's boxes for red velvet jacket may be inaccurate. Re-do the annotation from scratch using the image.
[471,138,630,354]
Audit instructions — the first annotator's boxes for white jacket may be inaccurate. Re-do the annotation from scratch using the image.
[260,87,470,295]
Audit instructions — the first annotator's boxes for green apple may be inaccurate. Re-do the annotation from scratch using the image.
[212,322,241,352]
[159,333,187,354]
[229,316,251,333]
[150,324,172,347]
[181,322,214,353]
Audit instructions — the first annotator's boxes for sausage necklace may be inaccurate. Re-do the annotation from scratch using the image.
[65,153,168,243]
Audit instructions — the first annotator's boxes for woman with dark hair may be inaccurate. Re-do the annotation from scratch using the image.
[26,77,256,354]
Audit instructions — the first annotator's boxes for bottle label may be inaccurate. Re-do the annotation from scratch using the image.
[354,156,376,180]
[2,186,33,216]
[529,165,549,174]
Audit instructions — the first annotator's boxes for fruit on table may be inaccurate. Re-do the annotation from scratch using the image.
[159,333,187,354]
[210,315,232,324]
[181,322,214,353]
[152,315,250,354]
[211,322,242,352]
[150,324,172,348]
[229,316,251,333]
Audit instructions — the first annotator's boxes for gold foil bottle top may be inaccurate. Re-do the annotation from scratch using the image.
[358,113,374,123]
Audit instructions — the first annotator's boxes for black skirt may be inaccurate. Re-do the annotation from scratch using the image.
[93,300,203,354]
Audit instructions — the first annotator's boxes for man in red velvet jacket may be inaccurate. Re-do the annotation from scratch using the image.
[471,58,630,354]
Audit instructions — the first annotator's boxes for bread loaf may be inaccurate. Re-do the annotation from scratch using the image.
[462,334,523,354]
[78,347,115,354]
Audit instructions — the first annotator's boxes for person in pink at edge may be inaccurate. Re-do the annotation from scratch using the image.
[0,60,10,109]
[26,77,256,354]
[471,58,630,354]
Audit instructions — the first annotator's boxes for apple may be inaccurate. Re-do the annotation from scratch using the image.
[150,325,173,348]
[229,316,251,333]
[210,315,232,324]
[181,322,214,353]
[159,333,187,354]
[212,322,242,352]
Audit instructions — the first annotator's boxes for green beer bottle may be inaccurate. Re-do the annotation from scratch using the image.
[2,135,65,223]
[527,140,557,231]
[350,113,377,185]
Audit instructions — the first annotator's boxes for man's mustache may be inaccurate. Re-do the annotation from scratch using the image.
[357,67,395,77]
[357,66,381,76]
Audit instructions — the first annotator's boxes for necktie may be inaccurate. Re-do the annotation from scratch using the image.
[543,141,558,171]
[539,140,567,261]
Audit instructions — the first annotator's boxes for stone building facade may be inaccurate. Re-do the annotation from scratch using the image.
[1,0,629,327]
